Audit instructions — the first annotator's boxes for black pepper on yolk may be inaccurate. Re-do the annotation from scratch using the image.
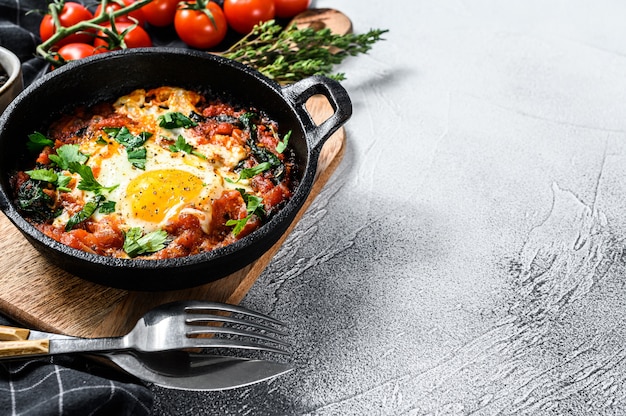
[126,169,205,224]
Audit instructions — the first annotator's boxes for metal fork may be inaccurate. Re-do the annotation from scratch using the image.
[0,301,290,359]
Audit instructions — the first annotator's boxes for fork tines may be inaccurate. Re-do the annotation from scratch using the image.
[183,302,291,355]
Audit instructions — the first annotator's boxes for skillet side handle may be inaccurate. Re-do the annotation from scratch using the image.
[281,76,352,155]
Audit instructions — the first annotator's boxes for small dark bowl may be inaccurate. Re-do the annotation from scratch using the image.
[0,48,351,291]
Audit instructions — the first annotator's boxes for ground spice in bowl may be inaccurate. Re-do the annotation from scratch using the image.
[0,65,8,89]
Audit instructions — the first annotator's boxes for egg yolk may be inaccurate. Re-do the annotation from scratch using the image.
[126,169,204,223]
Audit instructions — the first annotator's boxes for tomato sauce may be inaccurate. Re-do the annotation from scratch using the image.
[13,87,298,259]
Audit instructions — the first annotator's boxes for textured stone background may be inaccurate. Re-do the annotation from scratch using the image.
[153,1,626,414]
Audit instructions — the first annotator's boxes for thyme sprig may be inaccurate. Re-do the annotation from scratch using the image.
[222,20,388,84]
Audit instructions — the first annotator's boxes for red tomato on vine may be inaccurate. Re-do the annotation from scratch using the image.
[93,22,152,50]
[175,1,228,49]
[56,43,98,62]
[274,0,310,18]
[95,0,147,27]
[39,2,95,47]
[141,0,180,27]
[223,0,275,34]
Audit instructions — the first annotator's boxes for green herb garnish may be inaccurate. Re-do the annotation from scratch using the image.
[25,168,72,192]
[226,189,265,236]
[275,130,291,154]
[68,162,118,195]
[104,127,151,169]
[239,162,272,180]
[25,168,58,183]
[26,132,54,153]
[99,200,116,214]
[66,199,99,231]
[105,127,151,148]
[48,144,89,170]
[123,227,169,257]
[169,135,206,159]
[158,112,198,129]
[126,147,147,170]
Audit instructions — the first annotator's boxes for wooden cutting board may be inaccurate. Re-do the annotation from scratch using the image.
[0,94,345,338]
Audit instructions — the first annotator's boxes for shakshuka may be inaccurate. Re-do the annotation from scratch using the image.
[11,86,297,259]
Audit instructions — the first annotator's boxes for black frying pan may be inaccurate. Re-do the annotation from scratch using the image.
[0,48,352,291]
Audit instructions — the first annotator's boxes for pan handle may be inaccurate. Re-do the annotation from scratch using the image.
[281,76,352,154]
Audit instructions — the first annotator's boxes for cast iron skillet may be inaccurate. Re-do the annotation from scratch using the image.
[0,48,352,291]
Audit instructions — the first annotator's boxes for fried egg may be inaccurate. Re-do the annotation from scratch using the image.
[54,87,251,234]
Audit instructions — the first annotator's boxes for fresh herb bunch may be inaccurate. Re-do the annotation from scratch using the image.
[222,20,388,84]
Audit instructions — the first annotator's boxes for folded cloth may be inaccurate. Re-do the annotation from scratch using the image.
[0,0,49,86]
[0,315,154,416]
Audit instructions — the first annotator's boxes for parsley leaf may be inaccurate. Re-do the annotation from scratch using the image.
[68,162,118,195]
[65,199,99,231]
[169,135,206,159]
[106,127,152,148]
[127,147,147,170]
[25,169,73,192]
[158,112,198,129]
[239,162,272,180]
[56,174,72,192]
[275,130,291,154]
[104,127,151,169]
[49,144,89,170]
[65,194,117,231]
[26,132,54,153]
[123,227,169,257]
[98,200,116,214]
[226,189,265,236]
[25,168,58,183]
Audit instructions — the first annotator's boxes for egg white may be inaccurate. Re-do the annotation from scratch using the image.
[55,87,254,235]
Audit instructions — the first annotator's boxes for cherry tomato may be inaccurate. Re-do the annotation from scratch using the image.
[141,0,180,27]
[223,0,275,34]
[57,43,98,62]
[39,2,95,47]
[174,1,228,50]
[95,0,147,27]
[274,0,310,18]
[93,22,152,50]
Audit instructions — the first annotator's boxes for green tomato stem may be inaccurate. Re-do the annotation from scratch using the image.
[36,0,153,65]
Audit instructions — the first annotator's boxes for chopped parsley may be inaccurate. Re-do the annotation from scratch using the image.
[274,129,291,154]
[98,200,116,214]
[26,132,54,153]
[25,168,58,183]
[49,144,89,170]
[169,135,206,159]
[126,147,147,170]
[158,112,198,129]
[104,127,151,170]
[68,162,118,195]
[123,227,169,258]
[226,189,265,236]
[66,199,99,231]
[25,168,72,192]
[239,162,272,180]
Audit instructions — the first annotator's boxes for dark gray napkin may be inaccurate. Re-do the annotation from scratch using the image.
[0,1,154,414]
[0,315,153,416]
